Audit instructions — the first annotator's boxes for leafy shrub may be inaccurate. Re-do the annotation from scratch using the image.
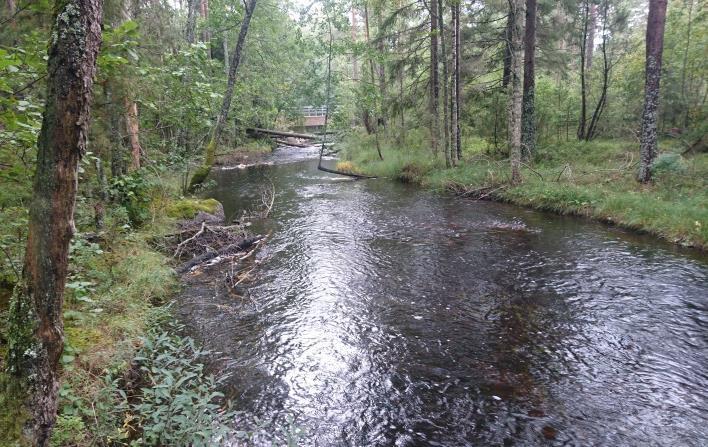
[109,171,158,225]
[50,415,86,447]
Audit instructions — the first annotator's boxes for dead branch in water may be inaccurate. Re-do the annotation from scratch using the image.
[259,178,275,218]
[447,181,508,200]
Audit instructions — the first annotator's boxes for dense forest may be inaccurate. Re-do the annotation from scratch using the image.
[0,0,706,444]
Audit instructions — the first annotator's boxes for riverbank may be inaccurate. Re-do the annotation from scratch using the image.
[340,133,707,250]
[213,139,273,168]
[0,170,236,444]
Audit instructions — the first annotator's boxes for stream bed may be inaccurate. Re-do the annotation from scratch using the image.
[178,146,708,446]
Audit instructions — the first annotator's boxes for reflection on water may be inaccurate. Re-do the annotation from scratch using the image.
[177,147,708,446]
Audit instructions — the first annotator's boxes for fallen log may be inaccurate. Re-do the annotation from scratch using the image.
[176,235,264,274]
[247,127,318,140]
[317,164,377,179]
[275,139,313,148]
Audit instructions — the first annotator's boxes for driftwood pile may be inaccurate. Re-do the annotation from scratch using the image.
[163,206,264,274]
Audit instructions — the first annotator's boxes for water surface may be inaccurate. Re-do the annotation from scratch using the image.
[178,146,708,446]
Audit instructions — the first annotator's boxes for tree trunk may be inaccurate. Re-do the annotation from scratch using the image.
[585,0,609,141]
[454,1,461,161]
[637,0,668,183]
[508,0,523,184]
[5,0,16,27]
[430,2,440,155]
[124,97,142,170]
[680,0,693,128]
[192,0,256,189]
[200,0,211,57]
[223,31,229,74]
[5,0,103,444]
[577,0,589,140]
[521,0,536,159]
[450,3,458,162]
[586,3,597,70]
[502,11,512,89]
[350,7,359,81]
[185,0,198,44]
[438,0,451,167]
[376,7,387,130]
[364,1,383,160]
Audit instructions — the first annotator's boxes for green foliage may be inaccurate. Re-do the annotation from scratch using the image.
[128,326,235,446]
[50,414,86,447]
[109,170,161,226]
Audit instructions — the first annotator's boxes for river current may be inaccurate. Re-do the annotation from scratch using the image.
[177,146,708,446]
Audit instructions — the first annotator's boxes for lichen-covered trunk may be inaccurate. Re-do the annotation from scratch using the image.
[124,97,142,170]
[521,0,536,159]
[430,4,439,156]
[191,0,256,189]
[5,0,103,444]
[507,0,523,185]
[638,0,668,183]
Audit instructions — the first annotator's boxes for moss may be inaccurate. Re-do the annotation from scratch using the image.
[0,372,30,446]
[188,165,211,191]
[165,198,220,219]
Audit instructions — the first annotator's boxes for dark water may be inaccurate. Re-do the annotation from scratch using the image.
[179,146,708,446]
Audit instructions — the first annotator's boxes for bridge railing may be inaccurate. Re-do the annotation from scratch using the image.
[299,106,330,117]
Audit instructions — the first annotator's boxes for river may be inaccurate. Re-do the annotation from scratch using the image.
[177,146,708,446]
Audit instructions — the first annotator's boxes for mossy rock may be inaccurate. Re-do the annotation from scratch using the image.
[166,198,221,219]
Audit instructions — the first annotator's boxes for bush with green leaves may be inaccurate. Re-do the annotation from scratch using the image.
[108,170,158,226]
[128,328,235,446]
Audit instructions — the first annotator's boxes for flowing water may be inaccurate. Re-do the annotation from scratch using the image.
[178,146,708,446]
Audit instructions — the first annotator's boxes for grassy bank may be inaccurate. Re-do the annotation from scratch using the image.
[0,169,234,445]
[340,132,707,249]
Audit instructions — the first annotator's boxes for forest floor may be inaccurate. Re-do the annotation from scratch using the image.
[341,134,707,250]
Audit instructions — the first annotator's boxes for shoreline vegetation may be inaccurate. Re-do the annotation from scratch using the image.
[339,133,707,250]
[0,144,263,445]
